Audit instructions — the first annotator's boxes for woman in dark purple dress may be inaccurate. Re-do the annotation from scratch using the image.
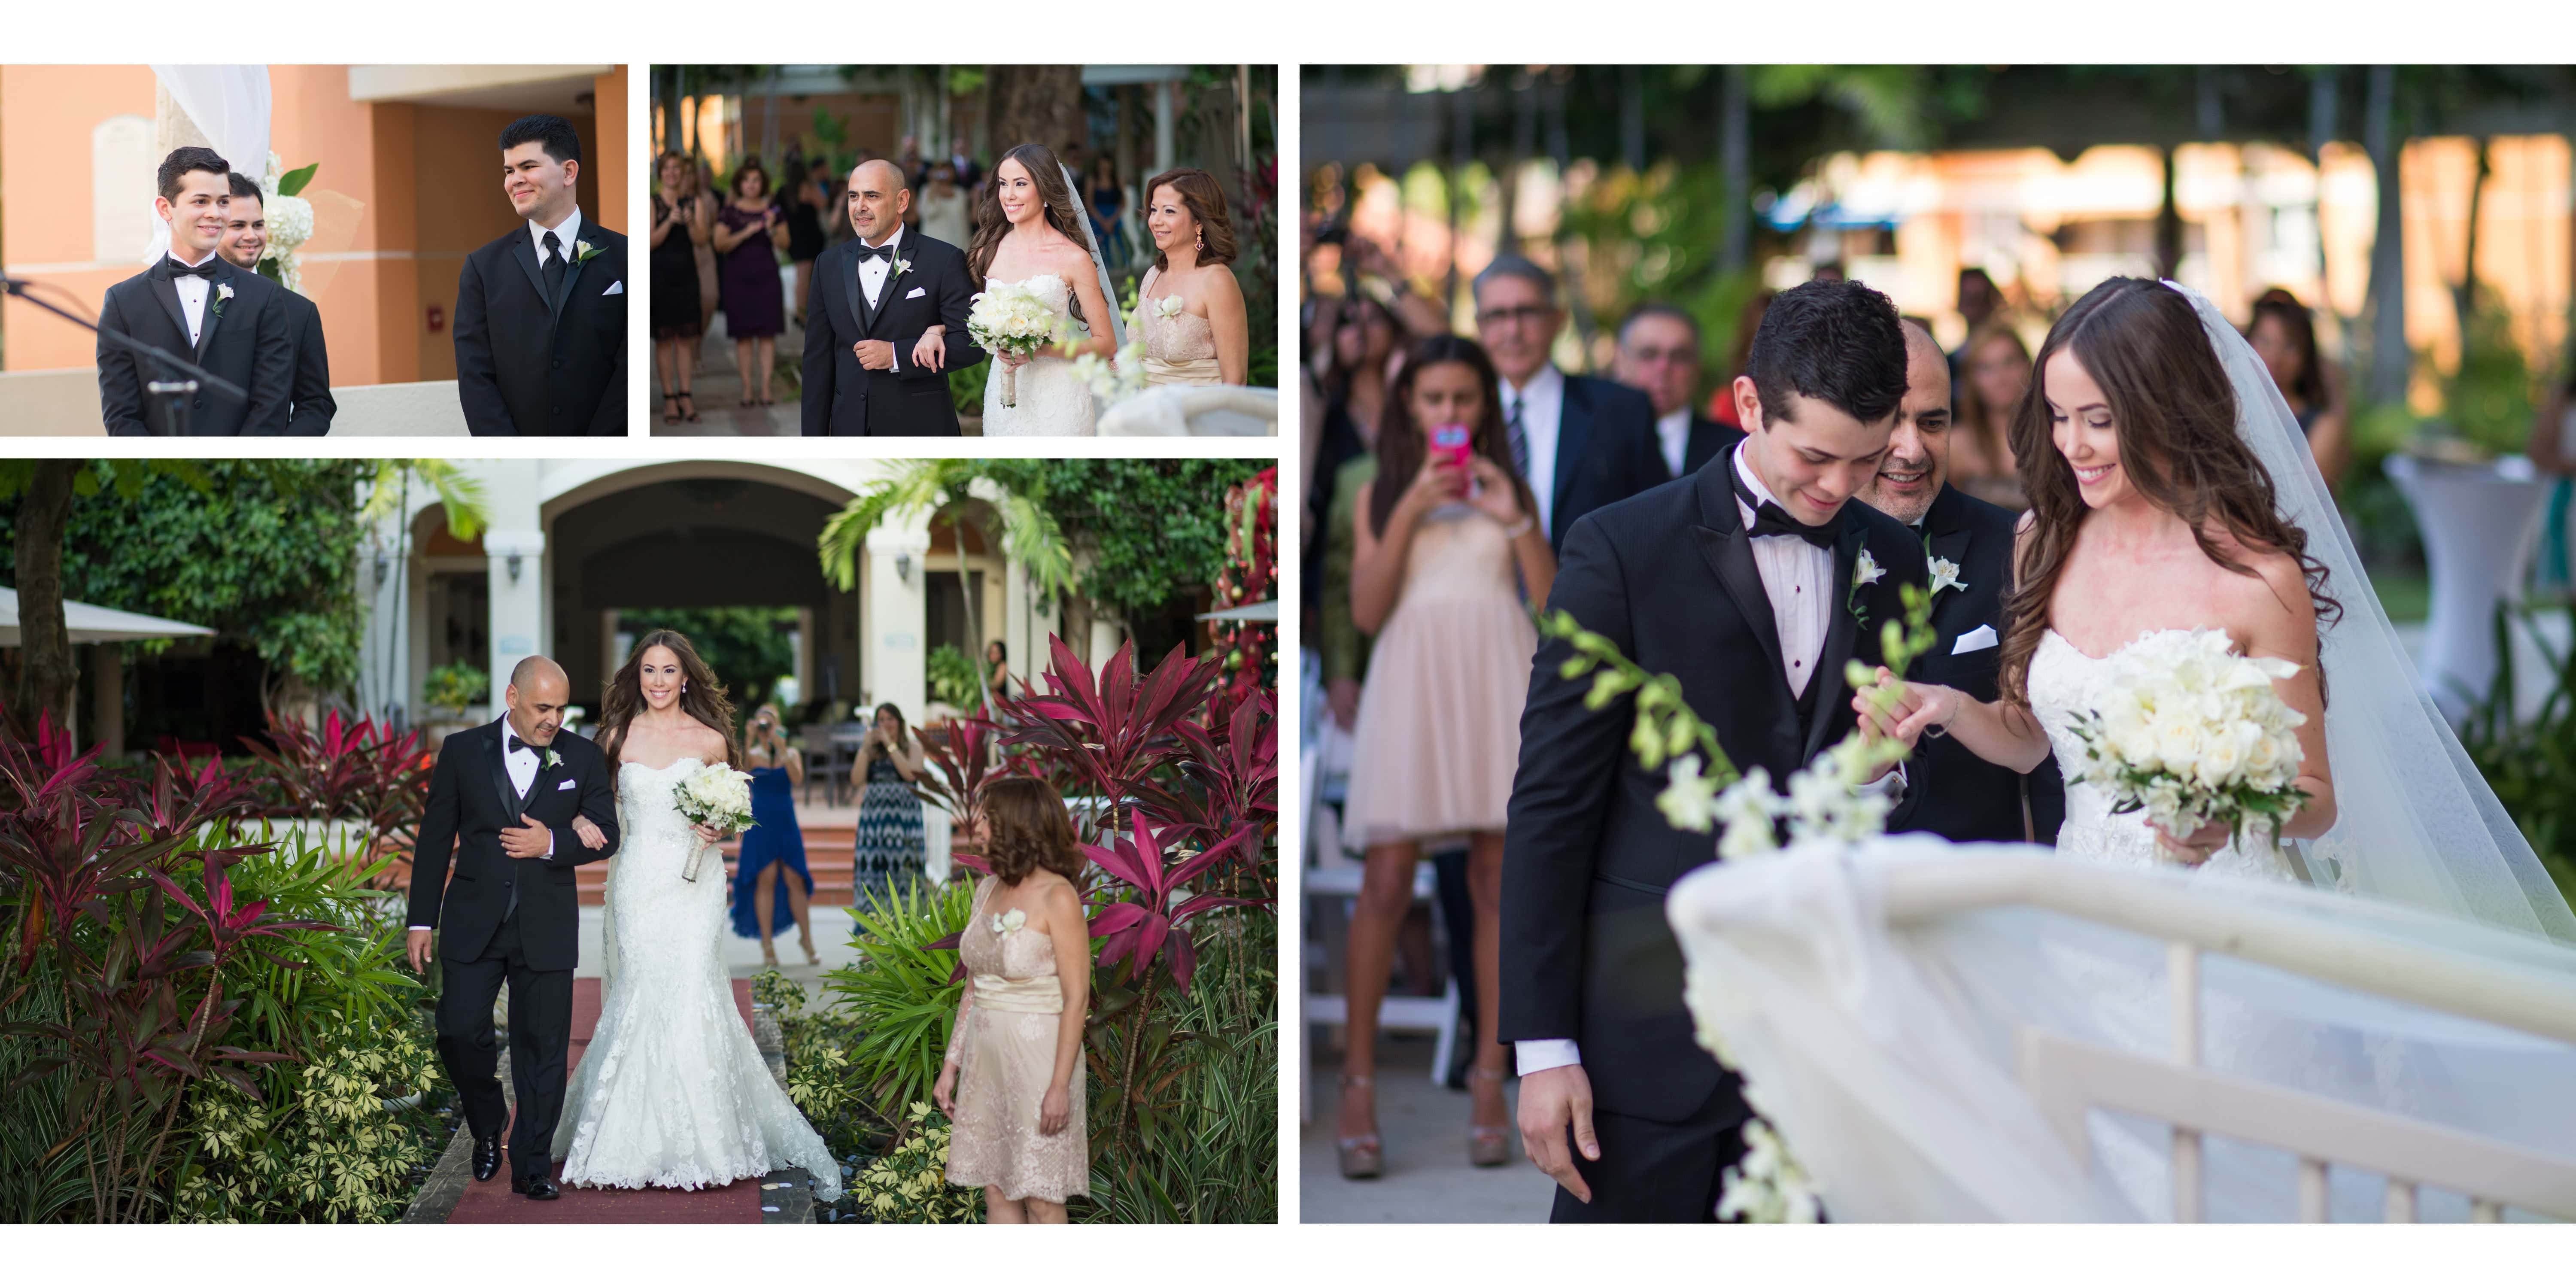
[711,158,788,407]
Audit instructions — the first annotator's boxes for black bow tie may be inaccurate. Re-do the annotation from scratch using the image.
[1731,461,1842,548]
[507,733,532,755]
[854,241,896,263]
[162,257,220,281]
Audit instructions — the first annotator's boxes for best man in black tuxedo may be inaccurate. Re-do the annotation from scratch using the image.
[801,159,986,436]
[1613,303,1739,485]
[454,115,626,436]
[218,175,333,435]
[405,658,619,1200]
[1473,256,1662,550]
[97,148,293,436]
[1501,280,1929,1222]
[1856,322,2066,844]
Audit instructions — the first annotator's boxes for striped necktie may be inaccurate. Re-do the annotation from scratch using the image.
[1506,392,1531,481]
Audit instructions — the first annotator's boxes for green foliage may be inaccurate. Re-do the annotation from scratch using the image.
[0,975,125,1223]
[975,460,1267,619]
[276,163,319,199]
[0,459,372,693]
[927,644,980,711]
[211,826,424,1071]
[168,1012,442,1223]
[614,606,800,715]
[421,660,489,712]
[819,879,975,1130]
[948,361,990,416]
[2458,604,2576,904]
[1079,917,1276,1223]
[2449,303,2539,457]
[844,1101,982,1224]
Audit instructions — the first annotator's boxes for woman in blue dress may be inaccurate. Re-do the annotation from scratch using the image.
[731,703,817,966]
[848,702,928,908]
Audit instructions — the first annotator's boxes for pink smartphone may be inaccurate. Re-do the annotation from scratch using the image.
[1430,424,1473,470]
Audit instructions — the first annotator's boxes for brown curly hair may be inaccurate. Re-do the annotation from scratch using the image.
[598,629,742,773]
[1141,166,1237,270]
[980,775,1083,887]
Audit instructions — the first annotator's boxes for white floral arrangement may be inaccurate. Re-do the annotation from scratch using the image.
[1069,300,1149,408]
[966,274,1069,408]
[673,761,756,882]
[258,153,318,296]
[1716,1119,1823,1223]
[2064,626,2309,854]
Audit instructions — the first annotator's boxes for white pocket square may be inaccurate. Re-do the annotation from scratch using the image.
[1952,624,1999,654]
[905,286,926,299]
[557,779,577,790]
[602,280,623,296]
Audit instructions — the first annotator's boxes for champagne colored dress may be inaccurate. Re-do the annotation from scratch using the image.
[1342,504,1537,845]
[1136,267,1222,387]
[945,877,1089,1203]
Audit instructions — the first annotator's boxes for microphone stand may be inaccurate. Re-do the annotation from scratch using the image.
[0,273,248,435]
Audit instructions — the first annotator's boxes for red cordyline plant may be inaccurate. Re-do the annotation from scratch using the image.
[241,706,432,889]
[1133,686,1278,901]
[995,635,1221,844]
[0,707,328,1221]
[1209,468,1278,709]
[909,715,1000,825]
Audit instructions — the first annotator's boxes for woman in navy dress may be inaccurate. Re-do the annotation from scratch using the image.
[730,703,816,966]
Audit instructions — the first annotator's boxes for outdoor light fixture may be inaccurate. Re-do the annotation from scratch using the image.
[895,553,912,583]
[373,551,389,586]
[507,553,524,582]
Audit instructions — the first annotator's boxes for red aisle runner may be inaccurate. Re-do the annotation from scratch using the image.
[445,977,768,1224]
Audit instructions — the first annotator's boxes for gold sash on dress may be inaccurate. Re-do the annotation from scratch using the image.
[1142,356,1224,387]
[971,973,1064,1014]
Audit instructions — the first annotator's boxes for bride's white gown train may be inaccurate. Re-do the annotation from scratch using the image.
[980,274,1097,437]
[552,759,842,1200]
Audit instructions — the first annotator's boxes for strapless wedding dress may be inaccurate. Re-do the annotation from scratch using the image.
[980,274,1096,437]
[553,758,841,1200]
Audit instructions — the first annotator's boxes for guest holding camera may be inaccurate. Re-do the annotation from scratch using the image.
[849,702,928,905]
[731,703,816,967]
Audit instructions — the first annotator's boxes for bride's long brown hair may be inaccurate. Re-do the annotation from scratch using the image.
[965,143,1094,328]
[598,629,742,771]
[1998,277,2341,706]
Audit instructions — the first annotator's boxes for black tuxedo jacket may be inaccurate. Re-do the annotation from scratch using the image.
[97,257,292,435]
[1633,413,1741,486]
[405,724,620,972]
[801,232,986,436]
[278,287,334,436]
[1899,484,2068,845]
[454,222,628,436]
[1543,374,1662,550]
[1501,453,1929,1123]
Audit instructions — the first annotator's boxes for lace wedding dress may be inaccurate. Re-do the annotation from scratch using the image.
[980,274,1097,437]
[553,759,842,1200]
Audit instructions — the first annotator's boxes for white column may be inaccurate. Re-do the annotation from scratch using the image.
[1089,617,1123,670]
[1153,80,1175,179]
[864,511,932,721]
[482,468,548,696]
[1004,558,1033,683]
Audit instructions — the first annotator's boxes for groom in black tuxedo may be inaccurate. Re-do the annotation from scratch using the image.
[1501,280,1928,1222]
[454,115,626,436]
[217,173,333,435]
[1856,321,2065,844]
[96,147,294,435]
[802,158,986,436]
[405,656,620,1200]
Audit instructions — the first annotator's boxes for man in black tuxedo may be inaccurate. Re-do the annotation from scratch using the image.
[802,158,986,436]
[405,656,619,1200]
[1613,303,1738,484]
[97,147,293,435]
[454,115,626,436]
[1473,256,1660,550]
[1502,279,1929,1222]
[217,174,333,435]
[1856,321,2066,844]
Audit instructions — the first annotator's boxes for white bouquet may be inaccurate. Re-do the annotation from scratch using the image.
[967,275,1069,408]
[2066,627,2311,854]
[258,152,318,296]
[673,761,756,882]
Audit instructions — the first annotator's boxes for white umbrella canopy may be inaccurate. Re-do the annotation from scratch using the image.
[0,587,216,646]
[1195,600,1277,623]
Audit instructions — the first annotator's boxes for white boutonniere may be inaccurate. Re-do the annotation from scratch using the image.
[1928,555,1967,600]
[990,908,1026,935]
[893,257,913,276]
[1155,295,1185,319]
[574,239,605,264]
[1847,547,1884,626]
[210,282,234,321]
[543,749,563,770]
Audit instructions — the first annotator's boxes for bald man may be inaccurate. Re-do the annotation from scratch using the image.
[802,158,987,435]
[406,655,621,1200]
[1856,322,2063,844]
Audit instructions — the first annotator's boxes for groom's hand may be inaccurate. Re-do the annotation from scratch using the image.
[853,339,897,371]
[501,814,552,859]
[1519,1064,1601,1203]
[406,929,434,974]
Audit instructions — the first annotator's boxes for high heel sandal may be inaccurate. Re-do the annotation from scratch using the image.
[800,933,820,966]
[761,944,780,968]
[662,394,681,425]
[1335,1074,1383,1179]
[1468,1066,1513,1167]
[677,389,699,423]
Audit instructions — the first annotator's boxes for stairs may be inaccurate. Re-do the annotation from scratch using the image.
[576,824,858,906]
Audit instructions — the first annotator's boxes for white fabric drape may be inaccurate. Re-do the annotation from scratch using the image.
[140,65,271,265]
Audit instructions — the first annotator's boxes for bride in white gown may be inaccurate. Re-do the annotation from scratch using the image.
[552,629,841,1200]
[968,144,1121,437]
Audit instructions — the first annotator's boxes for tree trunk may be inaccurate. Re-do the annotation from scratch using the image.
[956,513,993,716]
[2452,136,2492,374]
[1720,67,1750,276]
[986,65,1086,165]
[10,461,78,738]
[2155,144,2184,283]
[2366,64,2411,406]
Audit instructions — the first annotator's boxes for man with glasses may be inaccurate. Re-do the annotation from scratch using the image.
[1611,303,1735,485]
[1473,256,1657,550]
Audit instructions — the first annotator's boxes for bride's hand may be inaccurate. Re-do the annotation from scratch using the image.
[1856,668,1956,749]
[692,822,726,846]
[572,816,608,851]
[932,1061,958,1116]
[1039,1081,1071,1136]
[997,349,1028,372]
[2150,819,2231,866]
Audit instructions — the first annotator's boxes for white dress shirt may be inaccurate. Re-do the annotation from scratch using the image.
[168,245,222,345]
[1500,365,1566,536]
[529,207,583,268]
[407,716,552,932]
[1655,407,1693,482]
[858,224,904,371]
[1516,443,1888,1078]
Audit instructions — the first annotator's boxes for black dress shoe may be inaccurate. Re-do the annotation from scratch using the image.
[471,1134,502,1182]
[512,1176,561,1200]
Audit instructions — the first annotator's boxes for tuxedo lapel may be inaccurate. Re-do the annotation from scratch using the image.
[1804,519,1868,760]
[510,232,548,316]
[552,233,592,325]
[149,273,190,352]
[1689,462,1788,690]
[483,724,526,821]
[192,265,231,364]
[838,243,866,343]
